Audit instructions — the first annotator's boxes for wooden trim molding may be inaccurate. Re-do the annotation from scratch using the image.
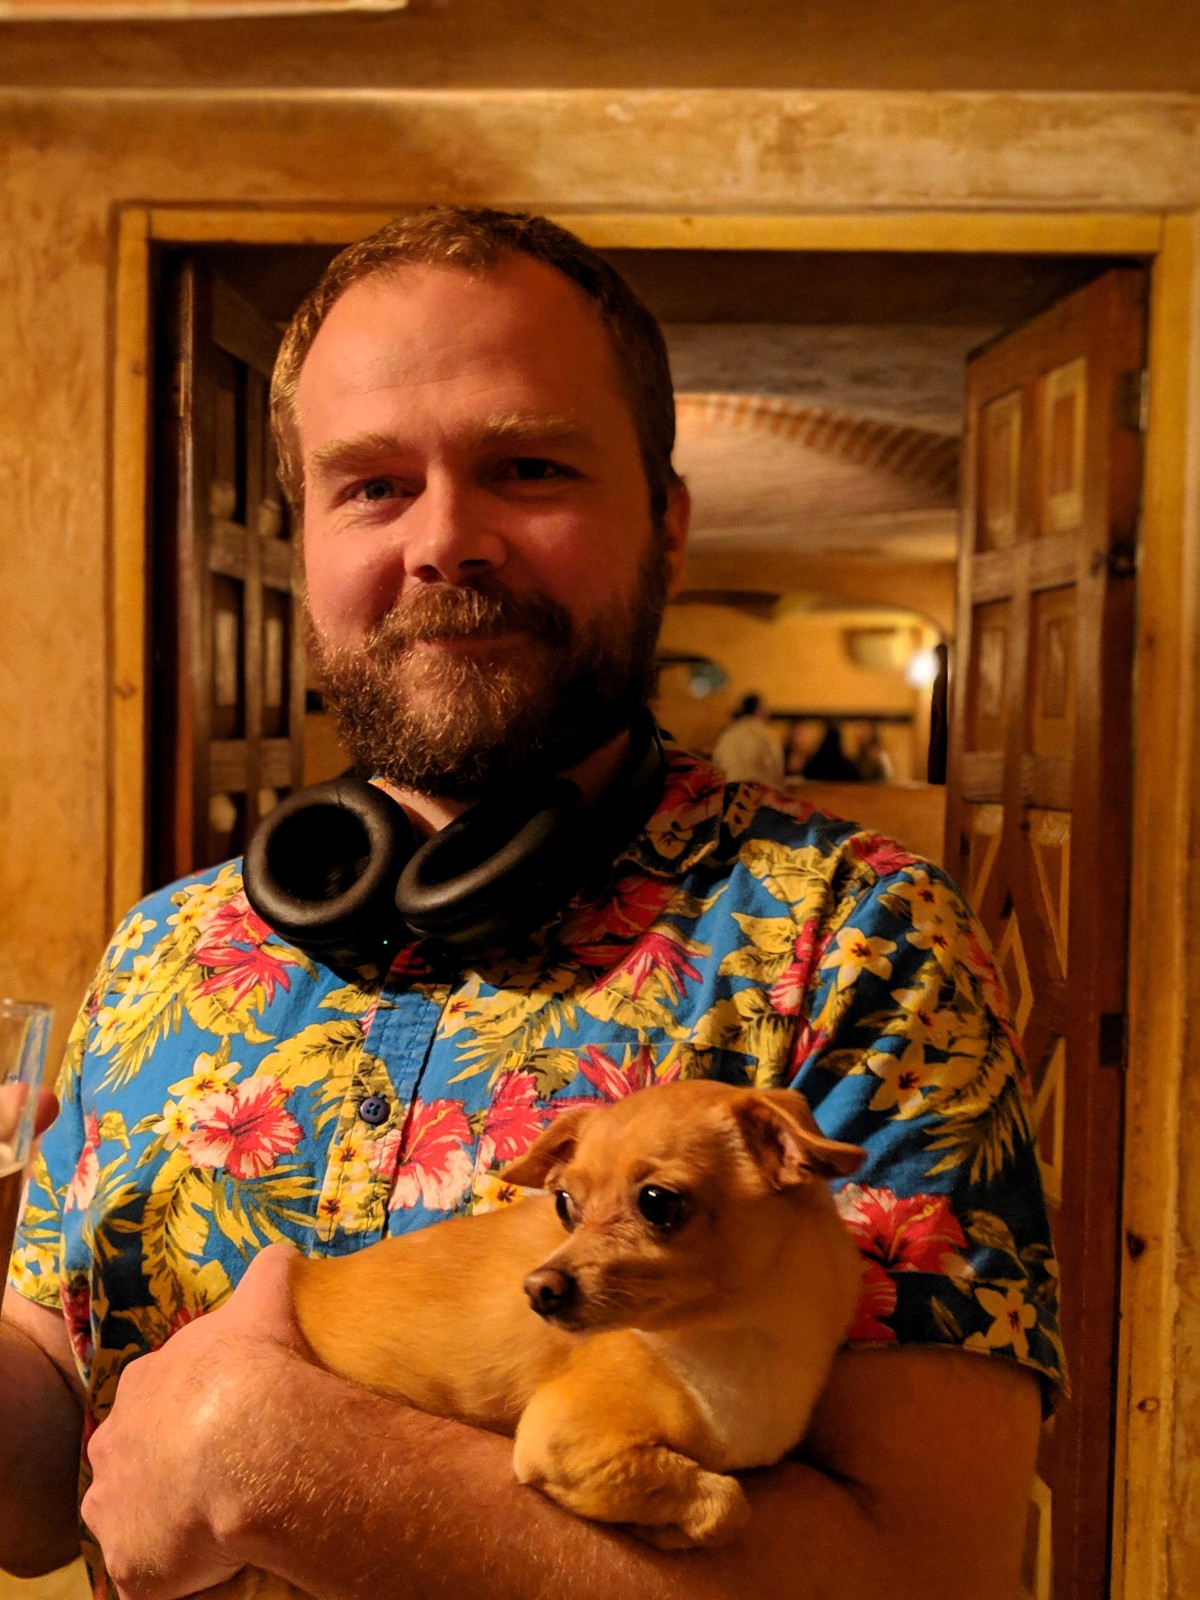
[109,206,152,927]
[1113,211,1200,1600]
[144,206,1166,255]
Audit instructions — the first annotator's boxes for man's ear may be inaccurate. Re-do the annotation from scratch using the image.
[499,1106,599,1190]
[662,479,691,598]
[732,1088,865,1188]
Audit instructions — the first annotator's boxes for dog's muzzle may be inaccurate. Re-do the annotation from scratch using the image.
[524,1266,577,1320]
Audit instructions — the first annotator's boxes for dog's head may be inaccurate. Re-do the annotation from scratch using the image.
[500,1079,864,1333]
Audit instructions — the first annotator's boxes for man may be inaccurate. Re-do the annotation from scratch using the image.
[710,693,786,786]
[2,209,1060,1600]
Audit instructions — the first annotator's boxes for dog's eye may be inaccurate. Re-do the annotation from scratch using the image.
[554,1190,577,1231]
[637,1186,687,1232]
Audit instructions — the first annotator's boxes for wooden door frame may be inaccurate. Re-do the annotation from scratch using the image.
[110,203,1198,1600]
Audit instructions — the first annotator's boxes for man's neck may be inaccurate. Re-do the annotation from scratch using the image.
[379,728,634,838]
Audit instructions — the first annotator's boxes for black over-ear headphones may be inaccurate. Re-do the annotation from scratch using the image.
[242,715,666,972]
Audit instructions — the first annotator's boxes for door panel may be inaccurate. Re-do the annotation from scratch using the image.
[152,261,306,883]
[946,268,1147,1600]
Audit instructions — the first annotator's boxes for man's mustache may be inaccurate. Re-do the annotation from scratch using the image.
[368,582,573,652]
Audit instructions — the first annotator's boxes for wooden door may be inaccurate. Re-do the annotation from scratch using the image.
[946,269,1146,1600]
[152,261,307,883]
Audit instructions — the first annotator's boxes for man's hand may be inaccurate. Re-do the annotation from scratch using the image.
[0,1083,59,1147]
[82,1240,310,1600]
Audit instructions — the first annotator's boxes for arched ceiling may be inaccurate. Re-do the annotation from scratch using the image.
[674,390,959,562]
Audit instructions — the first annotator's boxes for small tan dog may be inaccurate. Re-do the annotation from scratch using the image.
[216,1078,865,1598]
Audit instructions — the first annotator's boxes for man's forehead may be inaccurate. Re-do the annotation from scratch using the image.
[313,257,602,353]
[296,257,614,404]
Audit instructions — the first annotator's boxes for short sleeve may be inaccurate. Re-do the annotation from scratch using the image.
[6,998,90,1313]
[794,849,1066,1411]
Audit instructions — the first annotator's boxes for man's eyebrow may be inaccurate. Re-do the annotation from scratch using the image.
[309,431,406,478]
[476,412,595,450]
[308,415,595,478]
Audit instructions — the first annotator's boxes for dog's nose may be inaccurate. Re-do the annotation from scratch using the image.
[524,1266,576,1318]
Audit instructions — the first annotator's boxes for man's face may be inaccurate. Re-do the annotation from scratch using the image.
[296,255,688,797]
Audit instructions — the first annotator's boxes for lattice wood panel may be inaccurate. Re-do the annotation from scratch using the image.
[946,269,1146,1600]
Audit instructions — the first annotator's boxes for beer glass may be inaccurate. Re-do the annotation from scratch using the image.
[0,1000,52,1279]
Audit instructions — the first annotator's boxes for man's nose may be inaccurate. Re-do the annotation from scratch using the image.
[403,476,507,584]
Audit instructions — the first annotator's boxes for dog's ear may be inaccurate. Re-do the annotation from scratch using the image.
[732,1089,865,1187]
[499,1105,599,1190]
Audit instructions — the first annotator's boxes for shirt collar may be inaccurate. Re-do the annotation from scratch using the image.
[616,741,728,878]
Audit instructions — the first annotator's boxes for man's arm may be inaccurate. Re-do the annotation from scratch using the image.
[230,1346,1039,1600]
[0,1291,84,1577]
[84,1246,1041,1600]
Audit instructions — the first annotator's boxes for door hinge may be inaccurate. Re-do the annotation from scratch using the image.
[1115,368,1149,434]
[1099,1012,1127,1070]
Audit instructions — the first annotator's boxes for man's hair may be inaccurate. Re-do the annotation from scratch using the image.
[270,206,682,522]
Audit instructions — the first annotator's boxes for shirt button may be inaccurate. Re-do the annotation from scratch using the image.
[358,1095,391,1127]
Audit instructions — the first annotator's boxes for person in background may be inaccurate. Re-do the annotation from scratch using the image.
[710,692,785,786]
[802,720,861,782]
[854,723,894,784]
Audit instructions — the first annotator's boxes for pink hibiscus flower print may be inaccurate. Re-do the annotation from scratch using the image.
[963,929,1017,1019]
[384,943,436,985]
[60,1279,94,1368]
[64,1111,101,1213]
[769,919,832,1015]
[785,1022,831,1081]
[643,756,723,858]
[850,833,918,876]
[560,872,677,967]
[386,1098,474,1212]
[192,890,295,1008]
[577,1043,680,1100]
[477,1071,547,1169]
[837,1184,971,1341]
[838,1184,969,1274]
[195,941,294,1010]
[598,929,704,1002]
[847,1261,899,1342]
[194,891,273,958]
[182,1074,303,1180]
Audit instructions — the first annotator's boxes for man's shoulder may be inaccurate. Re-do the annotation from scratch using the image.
[639,745,950,906]
[111,858,247,948]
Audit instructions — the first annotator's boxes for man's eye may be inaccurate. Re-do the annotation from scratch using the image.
[357,477,396,502]
[500,458,570,483]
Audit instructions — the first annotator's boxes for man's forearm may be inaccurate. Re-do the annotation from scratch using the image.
[222,1352,887,1600]
[0,1317,82,1576]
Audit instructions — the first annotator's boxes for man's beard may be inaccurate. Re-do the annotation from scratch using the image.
[307,536,669,801]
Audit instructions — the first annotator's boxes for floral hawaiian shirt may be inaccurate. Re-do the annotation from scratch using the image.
[9,744,1064,1584]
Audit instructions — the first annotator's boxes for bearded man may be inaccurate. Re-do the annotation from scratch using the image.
[2,209,1059,1600]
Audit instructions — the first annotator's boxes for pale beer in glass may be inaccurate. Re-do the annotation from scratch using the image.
[0,999,52,1278]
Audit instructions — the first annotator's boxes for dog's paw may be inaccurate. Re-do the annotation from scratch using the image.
[630,1469,750,1549]
[678,1468,751,1546]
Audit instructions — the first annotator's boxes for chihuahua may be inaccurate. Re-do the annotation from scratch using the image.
[213,1078,865,1597]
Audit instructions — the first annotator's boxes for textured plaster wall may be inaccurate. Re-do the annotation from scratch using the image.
[0,86,1199,1596]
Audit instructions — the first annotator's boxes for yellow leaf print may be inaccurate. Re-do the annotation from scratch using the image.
[260,1020,369,1093]
[739,838,832,916]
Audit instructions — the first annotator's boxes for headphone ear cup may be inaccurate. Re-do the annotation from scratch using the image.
[397,778,585,958]
[243,778,418,970]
